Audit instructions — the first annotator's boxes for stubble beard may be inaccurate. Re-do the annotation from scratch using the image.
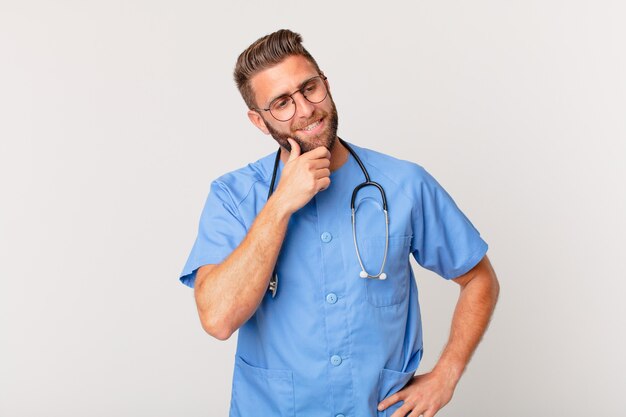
[264,98,339,154]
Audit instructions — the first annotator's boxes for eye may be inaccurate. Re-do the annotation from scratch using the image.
[272,97,291,110]
[303,81,318,93]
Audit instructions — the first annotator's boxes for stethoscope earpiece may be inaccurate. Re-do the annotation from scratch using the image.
[359,271,388,280]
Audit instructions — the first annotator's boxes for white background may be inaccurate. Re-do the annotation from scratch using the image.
[1,1,625,416]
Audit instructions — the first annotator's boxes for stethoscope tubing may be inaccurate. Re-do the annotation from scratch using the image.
[266,138,389,297]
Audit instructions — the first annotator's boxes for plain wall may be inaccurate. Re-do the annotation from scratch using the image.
[1,0,625,416]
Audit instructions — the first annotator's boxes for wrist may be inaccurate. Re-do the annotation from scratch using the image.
[266,192,294,221]
[432,358,465,386]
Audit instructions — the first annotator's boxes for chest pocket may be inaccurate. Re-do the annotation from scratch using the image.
[360,235,412,307]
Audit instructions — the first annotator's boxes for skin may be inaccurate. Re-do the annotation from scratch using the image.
[261,78,340,155]
[193,54,500,416]
[246,55,347,168]
[193,55,345,340]
[377,255,499,417]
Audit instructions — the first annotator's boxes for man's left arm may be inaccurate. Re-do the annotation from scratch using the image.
[378,254,500,417]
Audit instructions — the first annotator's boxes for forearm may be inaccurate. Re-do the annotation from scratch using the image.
[193,142,332,340]
[376,257,499,415]
[194,194,291,339]
[433,259,500,384]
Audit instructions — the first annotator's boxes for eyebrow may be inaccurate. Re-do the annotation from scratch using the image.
[265,75,320,108]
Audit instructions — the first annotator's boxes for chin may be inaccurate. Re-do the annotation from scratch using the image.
[293,135,335,153]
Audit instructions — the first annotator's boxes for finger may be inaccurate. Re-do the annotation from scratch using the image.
[378,393,401,411]
[287,139,300,161]
[308,158,331,170]
[389,403,413,417]
[422,408,437,417]
[317,177,331,192]
[314,168,331,179]
[406,402,430,417]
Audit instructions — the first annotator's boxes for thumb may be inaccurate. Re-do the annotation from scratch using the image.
[287,138,301,161]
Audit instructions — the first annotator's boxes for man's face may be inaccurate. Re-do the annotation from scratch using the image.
[248,55,339,153]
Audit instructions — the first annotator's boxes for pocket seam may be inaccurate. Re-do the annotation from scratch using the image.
[362,235,412,248]
[378,367,416,417]
[364,235,412,307]
[236,355,293,380]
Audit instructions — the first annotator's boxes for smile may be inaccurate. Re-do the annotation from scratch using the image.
[298,118,324,133]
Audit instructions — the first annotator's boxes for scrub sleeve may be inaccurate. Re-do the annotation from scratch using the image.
[410,166,488,280]
[179,181,247,288]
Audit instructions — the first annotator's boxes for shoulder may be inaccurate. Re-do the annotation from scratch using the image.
[211,151,276,207]
[348,142,432,187]
[346,142,448,212]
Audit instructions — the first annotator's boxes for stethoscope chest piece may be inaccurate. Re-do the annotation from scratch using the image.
[269,272,278,298]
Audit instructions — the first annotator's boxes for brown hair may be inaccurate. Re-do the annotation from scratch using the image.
[234,29,322,110]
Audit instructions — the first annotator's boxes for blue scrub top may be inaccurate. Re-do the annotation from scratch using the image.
[179,142,488,417]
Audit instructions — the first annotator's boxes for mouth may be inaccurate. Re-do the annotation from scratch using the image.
[297,117,324,135]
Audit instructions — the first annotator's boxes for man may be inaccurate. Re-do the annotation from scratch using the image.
[179,29,499,417]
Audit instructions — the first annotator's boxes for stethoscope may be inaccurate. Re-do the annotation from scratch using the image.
[266,137,389,298]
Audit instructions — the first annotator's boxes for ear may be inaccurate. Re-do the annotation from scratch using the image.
[321,71,330,92]
[247,109,270,135]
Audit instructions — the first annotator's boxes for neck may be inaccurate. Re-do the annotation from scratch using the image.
[280,137,349,172]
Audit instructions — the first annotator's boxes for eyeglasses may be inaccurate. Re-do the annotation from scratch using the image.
[255,75,328,122]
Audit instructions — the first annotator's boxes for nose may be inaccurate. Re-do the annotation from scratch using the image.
[292,91,315,120]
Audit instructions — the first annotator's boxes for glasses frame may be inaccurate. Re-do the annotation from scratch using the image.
[254,75,329,122]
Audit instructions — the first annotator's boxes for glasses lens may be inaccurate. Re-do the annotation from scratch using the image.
[302,77,327,104]
[269,96,295,121]
[268,77,328,121]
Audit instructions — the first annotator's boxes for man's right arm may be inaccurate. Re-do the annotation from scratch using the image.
[193,140,330,340]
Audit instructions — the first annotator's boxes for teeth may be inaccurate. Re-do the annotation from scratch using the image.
[303,120,321,131]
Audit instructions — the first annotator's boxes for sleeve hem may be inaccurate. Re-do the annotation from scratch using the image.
[179,256,226,288]
[442,241,489,280]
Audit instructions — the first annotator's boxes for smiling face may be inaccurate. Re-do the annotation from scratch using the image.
[247,55,339,153]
